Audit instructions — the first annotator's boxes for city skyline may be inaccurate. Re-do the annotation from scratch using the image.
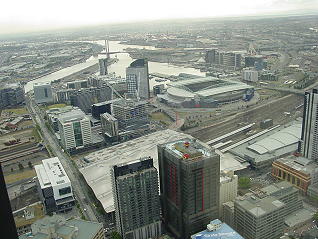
[1,0,318,34]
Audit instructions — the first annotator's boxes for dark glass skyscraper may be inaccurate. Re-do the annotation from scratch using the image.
[158,138,220,239]
[112,157,162,239]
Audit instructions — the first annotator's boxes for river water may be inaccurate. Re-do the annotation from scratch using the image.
[25,40,205,92]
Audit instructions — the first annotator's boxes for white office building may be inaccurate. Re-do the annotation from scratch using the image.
[34,157,75,213]
[301,89,318,162]
[57,108,92,152]
[126,59,149,99]
[243,69,258,82]
[33,82,53,104]
[219,170,238,218]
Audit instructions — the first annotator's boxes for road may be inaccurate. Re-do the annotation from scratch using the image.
[25,93,99,222]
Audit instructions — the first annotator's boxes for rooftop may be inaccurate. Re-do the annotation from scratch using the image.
[191,219,244,239]
[163,138,212,160]
[19,215,103,239]
[275,156,318,176]
[34,157,70,189]
[236,195,285,217]
[57,108,88,124]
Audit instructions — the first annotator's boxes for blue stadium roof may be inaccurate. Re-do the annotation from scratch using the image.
[191,219,244,239]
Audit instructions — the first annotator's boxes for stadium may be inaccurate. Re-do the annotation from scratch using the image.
[157,77,255,108]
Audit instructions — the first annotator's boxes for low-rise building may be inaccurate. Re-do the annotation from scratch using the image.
[191,219,244,239]
[272,156,318,194]
[34,157,75,213]
[19,215,104,239]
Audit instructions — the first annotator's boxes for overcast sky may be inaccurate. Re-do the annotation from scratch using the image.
[0,0,317,34]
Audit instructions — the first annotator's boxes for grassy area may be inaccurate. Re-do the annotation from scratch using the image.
[151,112,173,124]
[4,169,36,184]
[3,107,28,115]
[46,104,67,109]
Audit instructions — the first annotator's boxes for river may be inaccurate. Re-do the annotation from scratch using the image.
[25,41,205,92]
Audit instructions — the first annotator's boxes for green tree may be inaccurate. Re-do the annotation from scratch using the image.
[239,177,251,189]
[110,231,122,239]
[313,211,318,222]
[18,163,24,171]
[28,161,33,169]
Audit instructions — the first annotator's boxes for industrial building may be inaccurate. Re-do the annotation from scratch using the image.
[229,121,302,169]
[33,82,53,104]
[190,219,244,239]
[158,138,220,239]
[126,59,150,99]
[57,108,92,152]
[219,171,238,218]
[0,83,25,109]
[272,156,318,194]
[157,77,254,108]
[34,157,75,213]
[112,157,162,239]
[300,89,318,162]
[19,215,104,239]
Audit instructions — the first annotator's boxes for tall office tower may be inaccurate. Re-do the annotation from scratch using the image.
[300,89,318,161]
[219,170,238,219]
[0,83,25,109]
[33,82,53,104]
[158,139,220,239]
[205,49,217,64]
[126,59,149,99]
[234,195,286,239]
[99,57,108,76]
[57,108,92,153]
[112,157,162,239]
[0,164,19,239]
[34,157,75,213]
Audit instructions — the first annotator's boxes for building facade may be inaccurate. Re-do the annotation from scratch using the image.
[158,139,220,239]
[272,156,318,194]
[219,171,238,218]
[34,157,75,213]
[126,59,149,99]
[242,69,258,82]
[112,157,162,239]
[101,112,119,140]
[300,89,318,161]
[0,83,25,109]
[57,109,92,152]
[33,82,53,104]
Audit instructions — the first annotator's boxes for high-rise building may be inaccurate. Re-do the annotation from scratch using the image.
[242,69,258,82]
[234,195,285,239]
[99,57,108,76]
[300,89,318,161]
[112,157,162,239]
[57,108,92,152]
[91,101,112,120]
[33,82,53,104]
[69,86,112,113]
[34,157,75,213]
[126,59,149,99]
[0,164,19,239]
[101,112,119,141]
[0,83,25,109]
[158,139,220,239]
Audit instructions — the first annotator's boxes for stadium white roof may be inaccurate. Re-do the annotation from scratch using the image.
[167,77,253,98]
[247,123,301,155]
